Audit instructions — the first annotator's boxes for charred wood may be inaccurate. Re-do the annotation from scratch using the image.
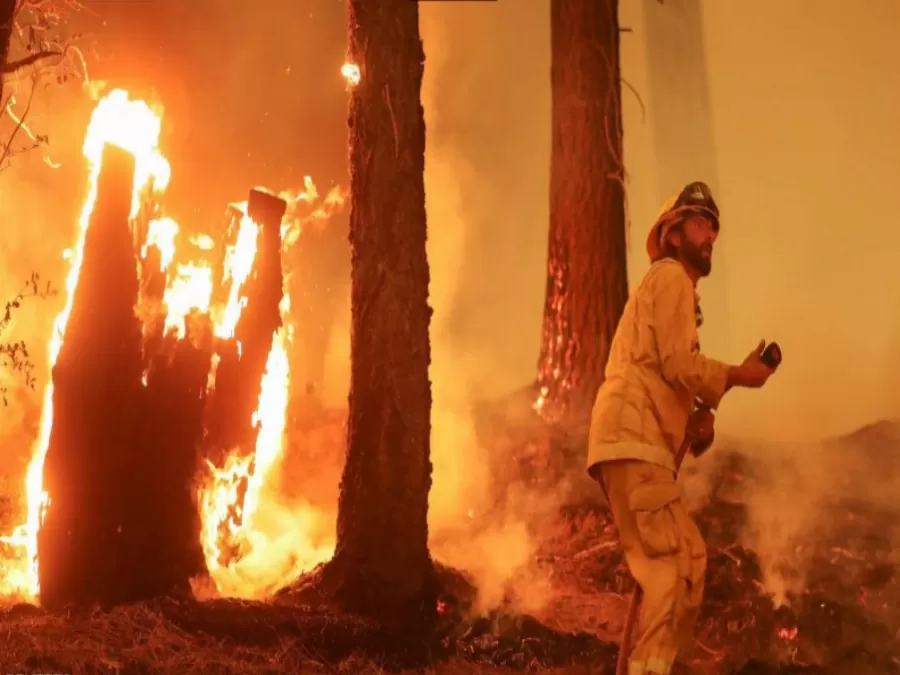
[202,190,285,464]
[138,245,167,368]
[138,318,213,588]
[198,190,285,569]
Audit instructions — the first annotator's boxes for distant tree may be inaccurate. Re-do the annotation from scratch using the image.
[536,0,629,432]
[316,0,437,626]
[0,0,81,398]
[0,0,85,169]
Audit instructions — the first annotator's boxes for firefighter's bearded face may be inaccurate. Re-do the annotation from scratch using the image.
[665,213,717,276]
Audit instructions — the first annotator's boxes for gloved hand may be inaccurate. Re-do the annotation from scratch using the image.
[686,406,715,457]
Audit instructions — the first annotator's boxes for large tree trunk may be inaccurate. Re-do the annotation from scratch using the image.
[536,0,629,432]
[38,146,146,608]
[321,0,436,626]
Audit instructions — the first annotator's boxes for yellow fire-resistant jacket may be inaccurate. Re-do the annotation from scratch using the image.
[587,258,730,474]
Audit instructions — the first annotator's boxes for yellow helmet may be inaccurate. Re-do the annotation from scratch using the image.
[646,181,720,262]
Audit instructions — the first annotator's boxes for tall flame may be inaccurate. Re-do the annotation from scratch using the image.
[213,212,258,340]
[143,217,179,270]
[163,263,214,337]
[199,322,291,580]
[198,304,334,599]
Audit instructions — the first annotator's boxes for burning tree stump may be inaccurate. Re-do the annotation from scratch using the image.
[234,189,287,421]
[204,191,286,462]
[288,0,438,629]
[38,145,147,608]
[199,190,286,569]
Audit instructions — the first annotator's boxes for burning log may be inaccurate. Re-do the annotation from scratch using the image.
[38,145,147,609]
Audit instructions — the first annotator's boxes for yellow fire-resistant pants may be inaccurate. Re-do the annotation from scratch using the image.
[598,459,707,675]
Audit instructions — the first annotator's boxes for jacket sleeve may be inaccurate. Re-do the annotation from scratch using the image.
[649,264,730,409]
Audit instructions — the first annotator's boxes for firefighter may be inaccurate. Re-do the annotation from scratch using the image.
[587,181,775,675]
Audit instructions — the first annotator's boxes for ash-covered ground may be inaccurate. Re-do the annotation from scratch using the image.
[0,415,898,674]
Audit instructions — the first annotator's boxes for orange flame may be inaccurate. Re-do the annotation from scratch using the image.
[195,184,344,597]
[341,62,361,88]
[0,87,344,604]
[143,217,179,270]
[163,263,214,337]
[212,210,258,340]
[199,319,290,579]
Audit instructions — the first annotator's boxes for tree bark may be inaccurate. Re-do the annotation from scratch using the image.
[321,0,437,626]
[38,146,146,608]
[0,0,15,103]
[139,321,213,590]
[537,0,629,432]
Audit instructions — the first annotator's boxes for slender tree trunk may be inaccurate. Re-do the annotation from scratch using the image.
[322,0,437,626]
[537,0,629,431]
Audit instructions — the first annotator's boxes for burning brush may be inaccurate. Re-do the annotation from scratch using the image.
[0,88,342,608]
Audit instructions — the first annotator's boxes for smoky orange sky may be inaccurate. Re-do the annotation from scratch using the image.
[0,0,897,475]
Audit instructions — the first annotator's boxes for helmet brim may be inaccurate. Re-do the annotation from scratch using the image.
[645,206,720,263]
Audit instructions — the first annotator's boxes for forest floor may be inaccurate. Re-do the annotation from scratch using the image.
[0,405,898,675]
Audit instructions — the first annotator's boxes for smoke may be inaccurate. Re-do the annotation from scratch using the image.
[619,0,900,606]
[681,420,900,608]
[626,0,900,441]
[416,0,553,615]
